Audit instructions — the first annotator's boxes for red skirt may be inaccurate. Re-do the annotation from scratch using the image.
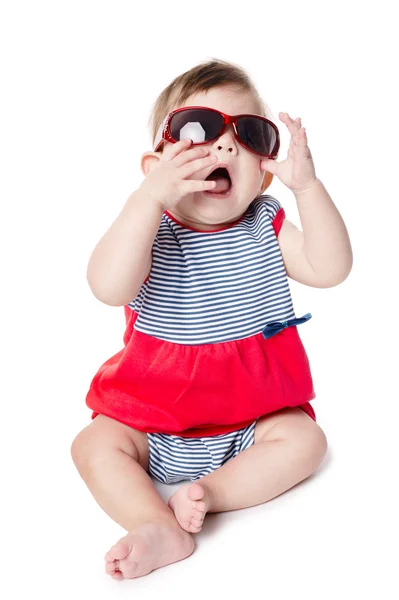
[86,308,316,437]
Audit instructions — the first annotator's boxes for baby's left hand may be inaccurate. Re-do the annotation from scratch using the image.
[261,112,317,194]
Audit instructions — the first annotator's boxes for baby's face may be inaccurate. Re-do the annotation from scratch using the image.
[163,86,268,230]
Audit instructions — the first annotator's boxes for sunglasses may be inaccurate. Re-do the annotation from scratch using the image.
[154,106,280,158]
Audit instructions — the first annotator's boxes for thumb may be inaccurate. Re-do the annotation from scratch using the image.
[260,158,278,174]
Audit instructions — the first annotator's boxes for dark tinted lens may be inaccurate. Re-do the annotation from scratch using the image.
[237,116,278,155]
[169,109,224,144]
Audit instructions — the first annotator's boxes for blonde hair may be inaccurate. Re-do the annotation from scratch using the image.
[147,57,273,150]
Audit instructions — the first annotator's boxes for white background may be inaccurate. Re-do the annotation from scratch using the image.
[1,1,398,598]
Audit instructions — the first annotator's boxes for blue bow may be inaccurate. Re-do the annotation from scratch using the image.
[262,313,312,339]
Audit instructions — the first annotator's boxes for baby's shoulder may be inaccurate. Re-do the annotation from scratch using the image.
[254,194,283,221]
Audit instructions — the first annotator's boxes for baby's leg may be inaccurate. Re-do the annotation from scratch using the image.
[169,407,327,532]
[71,415,194,580]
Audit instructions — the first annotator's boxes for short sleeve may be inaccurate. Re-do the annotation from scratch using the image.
[259,195,286,237]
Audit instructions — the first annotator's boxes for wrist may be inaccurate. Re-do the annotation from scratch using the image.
[292,177,321,198]
[135,183,166,213]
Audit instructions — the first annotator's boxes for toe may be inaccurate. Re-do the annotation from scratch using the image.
[120,560,139,578]
[187,483,205,502]
[193,500,206,512]
[105,561,118,575]
[111,571,124,580]
[108,540,131,561]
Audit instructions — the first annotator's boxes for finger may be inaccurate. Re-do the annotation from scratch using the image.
[180,154,218,178]
[260,158,278,174]
[284,112,301,129]
[180,179,217,196]
[279,112,302,135]
[294,118,308,144]
[290,127,306,148]
[291,126,308,149]
[164,138,193,161]
[298,127,308,146]
[173,146,209,167]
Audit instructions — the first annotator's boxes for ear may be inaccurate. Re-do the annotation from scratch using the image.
[259,152,279,195]
[260,171,274,194]
[140,151,161,177]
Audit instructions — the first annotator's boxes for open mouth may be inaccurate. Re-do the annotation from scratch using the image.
[204,167,233,196]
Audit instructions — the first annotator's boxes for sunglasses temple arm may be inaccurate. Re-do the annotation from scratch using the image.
[154,117,168,151]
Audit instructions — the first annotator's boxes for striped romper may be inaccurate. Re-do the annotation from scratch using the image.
[86,195,316,483]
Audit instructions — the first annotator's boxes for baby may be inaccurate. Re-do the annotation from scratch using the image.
[71,58,352,580]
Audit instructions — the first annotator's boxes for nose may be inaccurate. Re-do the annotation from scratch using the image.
[212,123,237,154]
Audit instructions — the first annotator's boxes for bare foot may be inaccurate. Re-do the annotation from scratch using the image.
[104,520,194,580]
[168,482,213,533]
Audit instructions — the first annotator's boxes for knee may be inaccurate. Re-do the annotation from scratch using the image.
[274,415,328,472]
[70,420,140,474]
[298,423,328,473]
[70,426,97,473]
[306,425,328,470]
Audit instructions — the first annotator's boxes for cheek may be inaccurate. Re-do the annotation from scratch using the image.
[248,162,264,184]
[235,157,264,188]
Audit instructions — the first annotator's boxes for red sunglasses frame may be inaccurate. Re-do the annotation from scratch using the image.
[154,106,280,158]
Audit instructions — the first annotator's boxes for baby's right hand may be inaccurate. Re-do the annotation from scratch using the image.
[139,138,218,210]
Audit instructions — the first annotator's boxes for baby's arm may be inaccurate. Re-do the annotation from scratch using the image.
[87,189,163,306]
[277,178,353,287]
[87,140,218,306]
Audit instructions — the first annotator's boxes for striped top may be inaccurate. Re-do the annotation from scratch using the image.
[127,195,296,345]
[86,193,317,437]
